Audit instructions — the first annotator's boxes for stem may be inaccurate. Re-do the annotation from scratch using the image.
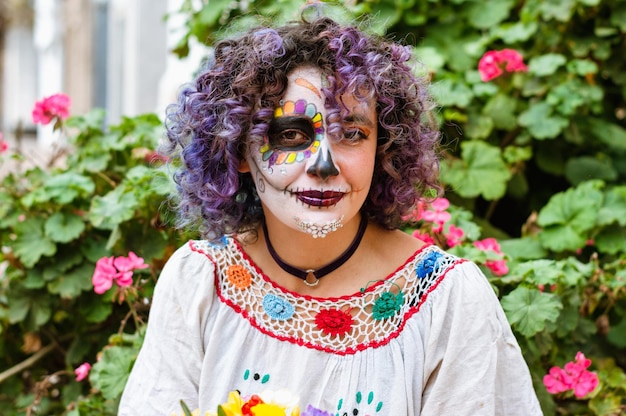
[485,199,499,222]
[0,343,56,384]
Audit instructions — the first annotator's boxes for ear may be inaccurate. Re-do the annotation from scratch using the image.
[238,158,251,173]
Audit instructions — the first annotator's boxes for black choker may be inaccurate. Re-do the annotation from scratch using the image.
[263,215,368,287]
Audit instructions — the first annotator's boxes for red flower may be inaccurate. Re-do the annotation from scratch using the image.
[32,93,71,125]
[315,308,353,337]
[478,49,528,82]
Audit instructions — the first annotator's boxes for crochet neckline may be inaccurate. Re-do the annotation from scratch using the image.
[232,237,433,301]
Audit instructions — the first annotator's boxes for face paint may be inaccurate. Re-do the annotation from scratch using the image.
[259,99,322,167]
[245,66,378,237]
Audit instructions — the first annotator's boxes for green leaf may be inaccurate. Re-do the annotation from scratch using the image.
[431,78,474,108]
[501,287,562,337]
[580,118,626,151]
[89,186,139,229]
[537,180,603,251]
[566,59,598,76]
[595,227,626,255]
[565,156,618,185]
[539,0,576,22]
[500,237,547,260]
[597,186,626,226]
[466,0,514,29]
[440,141,512,200]
[503,146,532,164]
[13,218,57,267]
[90,346,135,400]
[518,102,569,139]
[47,263,94,299]
[492,21,538,43]
[43,173,95,205]
[413,46,445,72]
[464,114,493,139]
[483,94,518,130]
[44,212,86,243]
[528,53,567,76]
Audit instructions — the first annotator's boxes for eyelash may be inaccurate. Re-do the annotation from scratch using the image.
[342,128,369,143]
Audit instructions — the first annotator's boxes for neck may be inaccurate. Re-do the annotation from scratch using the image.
[262,214,368,285]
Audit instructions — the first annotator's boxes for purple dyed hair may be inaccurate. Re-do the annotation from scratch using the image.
[163,16,440,242]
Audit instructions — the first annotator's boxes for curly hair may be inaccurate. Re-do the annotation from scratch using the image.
[163,15,441,242]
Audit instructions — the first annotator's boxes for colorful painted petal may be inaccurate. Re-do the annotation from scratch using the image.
[294,99,307,114]
[283,101,295,114]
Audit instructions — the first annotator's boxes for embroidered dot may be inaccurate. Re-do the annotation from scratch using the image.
[415,251,443,279]
[315,308,353,337]
[262,294,295,320]
[372,291,404,320]
[227,265,252,290]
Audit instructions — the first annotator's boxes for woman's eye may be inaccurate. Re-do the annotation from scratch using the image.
[267,117,315,150]
[273,129,312,148]
[343,128,368,142]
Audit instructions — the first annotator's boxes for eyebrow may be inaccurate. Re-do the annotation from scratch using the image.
[295,78,321,98]
[343,112,376,128]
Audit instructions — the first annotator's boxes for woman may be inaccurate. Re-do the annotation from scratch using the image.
[119,14,541,416]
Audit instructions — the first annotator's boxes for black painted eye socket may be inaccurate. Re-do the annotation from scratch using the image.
[267,116,315,150]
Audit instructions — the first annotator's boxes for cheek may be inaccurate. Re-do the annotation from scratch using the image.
[248,144,306,189]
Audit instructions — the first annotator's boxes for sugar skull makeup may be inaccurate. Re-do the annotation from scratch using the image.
[242,66,378,237]
[259,99,322,167]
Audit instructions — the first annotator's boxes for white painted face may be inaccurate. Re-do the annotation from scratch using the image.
[242,66,378,237]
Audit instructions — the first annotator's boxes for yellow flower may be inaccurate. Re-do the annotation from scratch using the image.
[250,403,289,416]
[218,391,245,416]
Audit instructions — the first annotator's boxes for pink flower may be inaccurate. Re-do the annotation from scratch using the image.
[486,259,509,276]
[74,362,91,382]
[474,237,502,253]
[32,93,71,125]
[445,224,465,247]
[412,229,435,245]
[0,132,8,154]
[543,351,599,398]
[573,370,599,398]
[421,198,451,232]
[478,49,528,82]
[92,256,120,294]
[544,367,572,394]
[92,251,149,294]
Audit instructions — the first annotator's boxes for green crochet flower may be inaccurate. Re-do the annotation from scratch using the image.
[372,291,404,320]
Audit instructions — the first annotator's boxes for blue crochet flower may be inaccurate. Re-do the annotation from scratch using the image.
[208,236,229,248]
[262,294,295,320]
[415,251,443,279]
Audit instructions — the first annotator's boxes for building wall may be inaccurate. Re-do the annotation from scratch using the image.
[0,0,200,152]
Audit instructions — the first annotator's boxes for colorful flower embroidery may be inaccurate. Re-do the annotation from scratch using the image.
[315,308,353,337]
[415,251,443,279]
[260,99,321,167]
[263,294,295,320]
[227,265,253,290]
[372,291,404,320]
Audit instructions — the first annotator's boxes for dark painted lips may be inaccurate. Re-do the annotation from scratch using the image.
[296,190,345,207]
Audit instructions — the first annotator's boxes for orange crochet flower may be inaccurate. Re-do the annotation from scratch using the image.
[227,265,252,289]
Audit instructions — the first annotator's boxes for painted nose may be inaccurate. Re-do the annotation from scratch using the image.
[307,148,339,180]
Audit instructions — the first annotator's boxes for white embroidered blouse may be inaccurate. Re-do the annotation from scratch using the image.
[119,238,542,415]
